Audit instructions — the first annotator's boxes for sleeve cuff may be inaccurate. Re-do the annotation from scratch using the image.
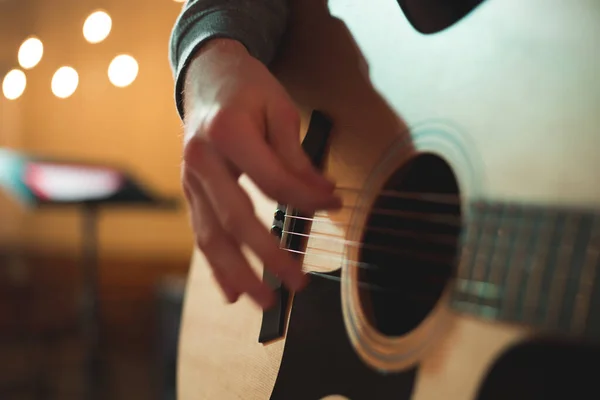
[169,5,288,121]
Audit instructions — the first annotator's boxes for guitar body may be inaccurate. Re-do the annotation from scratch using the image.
[178,0,600,399]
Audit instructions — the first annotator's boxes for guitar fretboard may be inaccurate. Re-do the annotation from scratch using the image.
[450,200,600,339]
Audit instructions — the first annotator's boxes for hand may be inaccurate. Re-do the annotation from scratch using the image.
[181,39,341,309]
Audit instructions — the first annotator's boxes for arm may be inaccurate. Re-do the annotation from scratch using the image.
[169,0,291,120]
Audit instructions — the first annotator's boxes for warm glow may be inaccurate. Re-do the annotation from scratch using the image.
[51,67,79,99]
[18,37,44,69]
[174,0,186,2]
[108,54,139,87]
[83,10,112,44]
[2,69,26,100]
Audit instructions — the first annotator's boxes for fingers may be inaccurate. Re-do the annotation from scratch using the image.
[206,110,341,213]
[184,137,307,294]
[183,167,274,308]
[266,101,336,192]
[183,178,240,304]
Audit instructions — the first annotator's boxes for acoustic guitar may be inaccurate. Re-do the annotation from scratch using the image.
[178,0,600,398]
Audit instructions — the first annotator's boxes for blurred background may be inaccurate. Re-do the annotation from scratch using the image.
[0,0,193,399]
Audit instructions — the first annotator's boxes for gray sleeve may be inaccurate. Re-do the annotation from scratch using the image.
[168,0,291,120]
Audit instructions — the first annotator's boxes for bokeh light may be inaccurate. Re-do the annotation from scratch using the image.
[51,67,79,99]
[2,69,26,100]
[18,37,44,69]
[83,10,112,44]
[108,54,139,88]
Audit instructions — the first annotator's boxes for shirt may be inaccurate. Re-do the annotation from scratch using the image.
[168,0,290,120]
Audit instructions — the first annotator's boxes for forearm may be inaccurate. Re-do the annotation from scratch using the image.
[169,0,291,119]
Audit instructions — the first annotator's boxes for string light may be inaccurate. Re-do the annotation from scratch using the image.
[108,54,139,88]
[8,10,143,99]
[18,37,44,69]
[83,10,112,44]
[2,69,26,100]
[51,66,79,99]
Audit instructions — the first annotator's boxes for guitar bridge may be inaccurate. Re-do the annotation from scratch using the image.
[257,110,333,343]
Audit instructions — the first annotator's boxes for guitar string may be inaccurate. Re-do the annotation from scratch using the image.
[276,211,539,292]
[287,248,467,300]
[291,185,589,223]
[285,212,549,232]
[287,187,465,227]
[333,186,461,205]
[286,227,457,246]
[279,202,541,272]
[301,269,416,294]
[283,247,453,271]
[271,187,583,295]
[276,222,455,293]
[277,229,584,302]
[302,270,385,291]
[279,221,548,275]
[330,187,558,214]
[276,218,591,299]
[313,206,463,226]
[281,207,462,272]
[284,237,456,267]
[281,200,571,270]
[282,229,532,261]
[277,235,477,299]
[299,269,445,301]
[289,247,458,299]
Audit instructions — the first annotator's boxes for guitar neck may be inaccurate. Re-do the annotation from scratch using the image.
[450,200,600,340]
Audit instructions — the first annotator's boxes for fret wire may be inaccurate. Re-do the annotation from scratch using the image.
[535,213,565,325]
[454,206,481,287]
[581,235,600,338]
[470,203,498,311]
[544,214,580,329]
[454,203,497,314]
[574,219,600,333]
[559,214,593,332]
[572,247,600,334]
[439,200,600,335]
[487,206,512,318]
[514,208,544,321]
[522,210,556,323]
[491,205,521,321]
[493,206,519,318]
[499,205,532,321]
[476,203,508,318]
[484,213,511,311]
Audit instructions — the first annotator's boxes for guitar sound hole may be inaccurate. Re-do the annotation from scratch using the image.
[358,153,461,337]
